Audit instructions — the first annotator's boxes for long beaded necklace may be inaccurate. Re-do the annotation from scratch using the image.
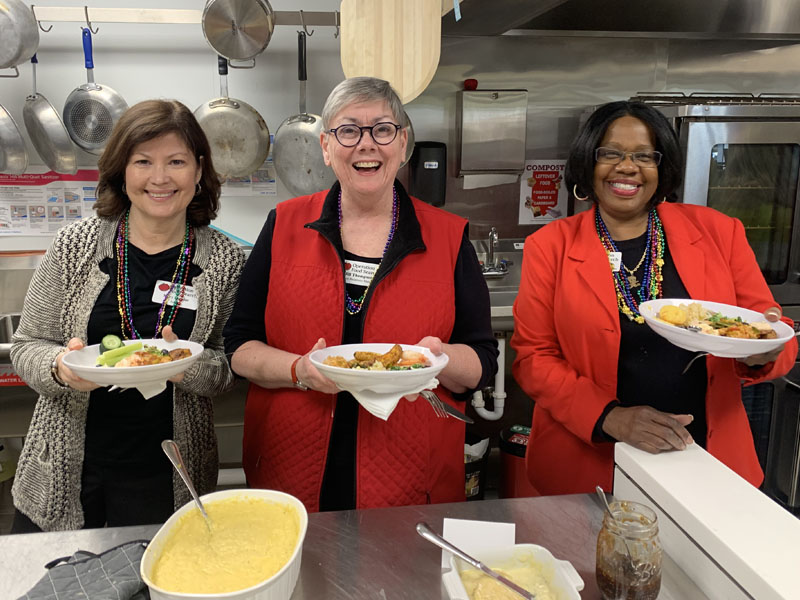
[339,186,398,315]
[595,207,665,324]
[115,209,194,339]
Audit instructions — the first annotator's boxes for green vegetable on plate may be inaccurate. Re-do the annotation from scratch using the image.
[96,341,142,367]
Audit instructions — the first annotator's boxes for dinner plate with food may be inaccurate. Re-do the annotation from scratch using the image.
[639,299,795,358]
[61,336,204,393]
[309,343,448,394]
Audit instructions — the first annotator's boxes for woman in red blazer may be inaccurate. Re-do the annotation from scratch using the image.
[511,101,798,495]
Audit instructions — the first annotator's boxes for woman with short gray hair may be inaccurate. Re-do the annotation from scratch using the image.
[224,77,497,512]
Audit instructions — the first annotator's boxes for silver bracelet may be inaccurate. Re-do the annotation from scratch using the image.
[50,358,68,388]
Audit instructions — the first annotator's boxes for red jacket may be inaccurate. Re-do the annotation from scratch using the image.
[511,203,798,495]
[243,188,469,511]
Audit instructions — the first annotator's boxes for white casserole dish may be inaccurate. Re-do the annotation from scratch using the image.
[140,489,308,600]
[441,543,584,600]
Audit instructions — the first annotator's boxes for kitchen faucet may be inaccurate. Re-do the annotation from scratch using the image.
[487,227,498,269]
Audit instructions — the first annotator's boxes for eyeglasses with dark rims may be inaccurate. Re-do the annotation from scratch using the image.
[595,147,662,167]
[328,122,402,147]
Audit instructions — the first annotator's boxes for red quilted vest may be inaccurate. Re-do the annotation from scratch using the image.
[242,189,469,512]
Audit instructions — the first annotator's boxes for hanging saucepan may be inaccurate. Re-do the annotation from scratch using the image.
[194,55,270,179]
[273,31,336,196]
[401,111,414,168]
[23,55,78,174]
[0,0,39,77]
[201,0,274,66]
[0,103,28,174]
[63,28,129,155]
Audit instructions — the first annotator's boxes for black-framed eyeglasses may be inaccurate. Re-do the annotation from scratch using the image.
[328,122,402,147]
[595,147,662,167]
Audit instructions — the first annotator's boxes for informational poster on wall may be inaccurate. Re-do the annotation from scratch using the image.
[0,168,99,236]
[518,159,567,224]
[220,155,277,197]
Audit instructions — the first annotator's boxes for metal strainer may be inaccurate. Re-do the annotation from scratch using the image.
[63,28,128,155]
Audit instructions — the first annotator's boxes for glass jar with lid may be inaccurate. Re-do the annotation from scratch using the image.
[596,500,662,600]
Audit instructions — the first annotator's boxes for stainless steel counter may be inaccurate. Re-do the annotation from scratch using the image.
[1,495,706,599]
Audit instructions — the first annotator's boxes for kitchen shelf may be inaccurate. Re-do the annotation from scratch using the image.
[31,7,339,27]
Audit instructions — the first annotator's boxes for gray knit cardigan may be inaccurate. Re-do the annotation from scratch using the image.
[10,215,245,531]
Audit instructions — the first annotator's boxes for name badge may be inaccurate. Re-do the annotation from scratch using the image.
[344,260,379,287]
[607,251,622,272]
[151,280,198,310]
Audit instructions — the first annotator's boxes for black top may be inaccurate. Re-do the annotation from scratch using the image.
[223,181,499,510]
[84,241,201,469]
[595,232,708,446]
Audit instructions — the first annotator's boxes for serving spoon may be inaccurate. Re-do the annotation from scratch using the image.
[595,486,654,582]
[162,439,213,532]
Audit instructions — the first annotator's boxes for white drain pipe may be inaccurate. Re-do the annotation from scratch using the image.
[472,335,506,421]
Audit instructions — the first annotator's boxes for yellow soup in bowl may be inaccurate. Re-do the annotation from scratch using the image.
[150,496,301,594]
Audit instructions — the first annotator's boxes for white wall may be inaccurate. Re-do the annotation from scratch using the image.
[0,0,345,250]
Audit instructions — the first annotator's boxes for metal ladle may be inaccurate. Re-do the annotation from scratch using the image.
[162,439,212,531]
[595,486,653,581]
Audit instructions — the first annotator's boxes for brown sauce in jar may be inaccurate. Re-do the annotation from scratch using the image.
[596,560,661,600]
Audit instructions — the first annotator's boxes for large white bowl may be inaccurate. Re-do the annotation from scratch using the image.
[442,543,584,600]
[639,299,795,358]
[141,489,308,600]
[62,338,204,386]
[309,343,449,394]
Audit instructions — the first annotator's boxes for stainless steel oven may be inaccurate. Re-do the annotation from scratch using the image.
[633,93,800,512]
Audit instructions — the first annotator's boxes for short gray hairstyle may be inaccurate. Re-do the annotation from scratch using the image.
[321,76,406,130]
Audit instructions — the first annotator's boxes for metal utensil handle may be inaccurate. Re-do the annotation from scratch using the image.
[81,28,95,84]
[161,439,209,520]
[30,54,37,94]
[416,522,483,570]
[217,55,229,99]
[298,31,307,114]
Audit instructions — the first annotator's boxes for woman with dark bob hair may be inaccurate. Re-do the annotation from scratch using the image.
[10,99,244,532]
[511,100,797,495]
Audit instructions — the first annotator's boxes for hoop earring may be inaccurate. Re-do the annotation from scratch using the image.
[195,182,202,196]
[121,183,126,195]
[573,184,589,202]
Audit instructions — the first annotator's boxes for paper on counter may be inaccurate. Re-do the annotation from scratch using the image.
[440,518,516,569]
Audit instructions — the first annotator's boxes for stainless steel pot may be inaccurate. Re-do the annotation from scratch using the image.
[23,55,78,174]
[202,0,274,63]
[194,56,270,179]
[0,0,39,74]
[273,31,336,197]
[0,104,28,174]
[62,28,128,155]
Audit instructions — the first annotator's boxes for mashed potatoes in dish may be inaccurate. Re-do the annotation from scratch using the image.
[150,497,300,594]
[459,555,558,600]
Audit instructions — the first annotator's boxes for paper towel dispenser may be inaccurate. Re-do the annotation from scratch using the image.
[456,89,528,175]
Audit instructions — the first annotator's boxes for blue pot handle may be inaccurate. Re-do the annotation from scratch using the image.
[82,27,94,69]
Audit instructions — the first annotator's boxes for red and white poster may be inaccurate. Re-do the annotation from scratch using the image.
[0,168,99,236]
[518,160,567,224]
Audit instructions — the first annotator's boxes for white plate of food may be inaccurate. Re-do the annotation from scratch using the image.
[441,543,584,600]
[309,343,448,394]
[62,337,204,388]
[639,299,795,358]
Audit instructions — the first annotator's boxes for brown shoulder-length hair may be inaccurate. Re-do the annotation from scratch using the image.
[94,99,220,226]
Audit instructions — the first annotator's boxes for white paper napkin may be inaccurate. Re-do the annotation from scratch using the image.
[348,378,440,421]
[112,380,167,399]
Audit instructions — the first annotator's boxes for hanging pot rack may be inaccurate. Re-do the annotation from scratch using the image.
[30,6,340,32]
